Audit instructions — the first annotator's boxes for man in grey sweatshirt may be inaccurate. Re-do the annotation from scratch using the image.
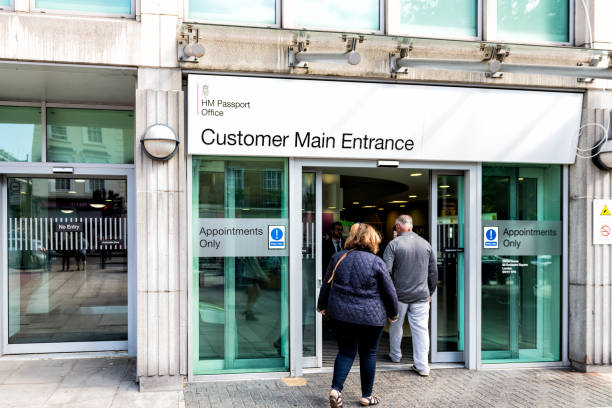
[383,214,438,376]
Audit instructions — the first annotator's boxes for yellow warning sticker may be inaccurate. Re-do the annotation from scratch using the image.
[602,205,611,216]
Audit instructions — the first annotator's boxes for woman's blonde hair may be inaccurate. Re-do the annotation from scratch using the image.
[344,222,381,254]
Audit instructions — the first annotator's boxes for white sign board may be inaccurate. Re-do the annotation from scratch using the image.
[593,200,612,245]
[188,74,583,164]
[197,218,288,257]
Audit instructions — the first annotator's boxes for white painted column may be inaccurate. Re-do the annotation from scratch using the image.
[569,101,612,371]
[136,68,188,391]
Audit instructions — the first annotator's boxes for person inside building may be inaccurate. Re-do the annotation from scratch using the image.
[322,221,344,271]
[317,222,398,407]
[383,214,438,376]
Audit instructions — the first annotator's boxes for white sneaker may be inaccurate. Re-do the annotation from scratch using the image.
[411,364,430,377]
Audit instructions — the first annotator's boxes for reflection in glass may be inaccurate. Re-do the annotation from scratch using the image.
[497,0,569,43]
[35,0,131,14]
[46,108,134,164]
[302,173,316,357]
[481,165,561,363]
[296,0,379,32]
[436,175,464,352]
[0,106,42,162]
[189,0,276,25]
[8,177,128,344]
[396,0,477,38]
[0,0,9,7]
[193,157,289,374]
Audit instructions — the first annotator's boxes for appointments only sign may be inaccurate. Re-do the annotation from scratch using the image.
[482,220,562,256]
[187,74,582,164]
[197,218,288,257]
[593,200,612,245]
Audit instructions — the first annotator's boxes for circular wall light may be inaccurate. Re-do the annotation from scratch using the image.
[141,124,179,161]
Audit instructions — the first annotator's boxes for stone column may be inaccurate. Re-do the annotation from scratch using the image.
[569,98,612,371]
[135,68,188,390]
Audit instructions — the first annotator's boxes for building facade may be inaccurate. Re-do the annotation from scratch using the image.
[0,0,611,391]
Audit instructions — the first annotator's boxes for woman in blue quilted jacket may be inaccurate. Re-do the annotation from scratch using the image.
[317,222,399,407]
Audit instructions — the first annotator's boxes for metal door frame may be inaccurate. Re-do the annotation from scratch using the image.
[430,170,468,363]
[0,163,136,355]
[292,159,480,374]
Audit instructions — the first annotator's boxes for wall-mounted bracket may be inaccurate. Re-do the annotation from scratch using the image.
[178,26,205,62]
[289,36,362,68]
[481,44,510,78]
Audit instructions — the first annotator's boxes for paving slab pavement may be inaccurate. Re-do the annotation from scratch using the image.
[185,367,612,408]
[0,356,184,408]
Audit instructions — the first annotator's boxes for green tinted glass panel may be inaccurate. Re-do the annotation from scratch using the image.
[481,164,562,363]
[436,175,465,353]
[498,0,569,43]
[193,157,289,374]
[8,177,128,344]
[189,0,276,25]
[35,0,130,14]
[302,172,316,357]
[398,0,477,37]
[0,106,42,162]
[46,108,134,164]
[297,0,379,32]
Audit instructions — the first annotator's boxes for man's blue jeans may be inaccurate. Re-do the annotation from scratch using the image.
[330,319,384,398]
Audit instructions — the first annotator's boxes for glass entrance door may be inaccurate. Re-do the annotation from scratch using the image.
[431,172,465,363]
[192,157,289,374]
[5,176,129,352]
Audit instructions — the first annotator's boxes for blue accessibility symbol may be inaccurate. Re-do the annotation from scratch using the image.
[271,228,283,240]
[485,229,496,241]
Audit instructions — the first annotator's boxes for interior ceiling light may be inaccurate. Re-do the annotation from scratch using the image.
[328,206,337,209]
[410,173,423,177]
[378,208,384,210]
[389,200,408,204]
[75,179,86,183]
[399,205,406,208]
[409,195,418,198]
[90,204,106,209]
[353,201,360,205]
[60,209,74,214]
[362,205,376,208]
[439,185,450,189]
[68,190,77,194]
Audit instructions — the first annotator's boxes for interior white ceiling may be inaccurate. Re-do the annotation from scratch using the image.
[0,62,136,106]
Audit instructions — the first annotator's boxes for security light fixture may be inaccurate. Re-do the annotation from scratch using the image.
[592,112,612,171]
[377,160,399,167]
[289,37,362,68]
[178,28,205,62]
[141,124,180,161]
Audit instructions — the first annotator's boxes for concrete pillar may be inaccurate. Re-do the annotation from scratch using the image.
[135,68,187,390]
[569,93,612,371]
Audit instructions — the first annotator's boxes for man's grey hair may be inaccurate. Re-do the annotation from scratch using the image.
[395,214,413,228]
